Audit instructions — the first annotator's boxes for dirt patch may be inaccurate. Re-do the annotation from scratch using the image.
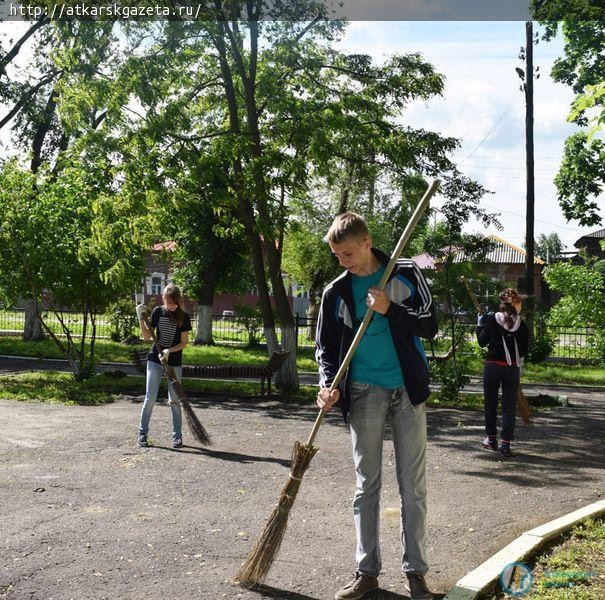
[0,392,604,600]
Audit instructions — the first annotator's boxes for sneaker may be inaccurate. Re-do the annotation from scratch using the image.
[172,438,183,449]
[406,572,436,600]
[499,441,511,457]
[482,436,498,451]
[335,572,379,600]
[137,434,148,447]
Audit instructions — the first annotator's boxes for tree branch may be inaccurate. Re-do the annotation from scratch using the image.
[0,17,49,73]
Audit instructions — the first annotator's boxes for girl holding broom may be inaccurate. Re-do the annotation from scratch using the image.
[477,288,529,457]
[135,283,192,449]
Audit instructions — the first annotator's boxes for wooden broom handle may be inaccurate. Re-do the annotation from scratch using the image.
[140,311,178,379]
[460,276,482,313]
[306,179,440,447]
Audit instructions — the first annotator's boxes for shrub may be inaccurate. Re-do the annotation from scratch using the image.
[233,301,263,347]
[527,315,557,363]
[431,352,471,404]
[105,299,139,343]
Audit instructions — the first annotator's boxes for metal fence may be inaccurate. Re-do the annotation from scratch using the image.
[1,308,602,363]
[0,308,113,338]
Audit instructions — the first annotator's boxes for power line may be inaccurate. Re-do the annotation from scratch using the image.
[481,202,583,233]
[468,164,554,172]
[458,91,523,166]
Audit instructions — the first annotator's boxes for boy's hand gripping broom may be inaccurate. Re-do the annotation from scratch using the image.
[460,276,533,425]
[141,310,212,447]
[235,179,440,587]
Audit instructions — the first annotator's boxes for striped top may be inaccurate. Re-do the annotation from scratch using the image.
[147,306,192,367]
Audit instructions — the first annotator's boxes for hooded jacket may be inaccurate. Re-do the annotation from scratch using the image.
[477,312,529,365]
[315,248,438,421]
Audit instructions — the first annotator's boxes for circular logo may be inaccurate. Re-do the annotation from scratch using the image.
[500,562,534,596]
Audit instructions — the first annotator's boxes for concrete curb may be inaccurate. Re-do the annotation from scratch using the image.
[442,499,605,599]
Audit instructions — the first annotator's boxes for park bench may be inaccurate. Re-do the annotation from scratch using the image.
[131,349,290,398]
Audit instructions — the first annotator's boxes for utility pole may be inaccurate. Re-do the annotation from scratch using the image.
[524,21,535,302]
[516,21,539,332]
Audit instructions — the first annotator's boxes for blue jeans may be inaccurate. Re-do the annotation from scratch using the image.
[138,360,182,440]
[348,381,428,577]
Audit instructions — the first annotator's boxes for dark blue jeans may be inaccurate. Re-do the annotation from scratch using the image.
[483,362,520,442]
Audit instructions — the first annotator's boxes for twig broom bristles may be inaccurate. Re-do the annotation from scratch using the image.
[142,311,212,447]
[235,179,441,587]
[460,277,533,425]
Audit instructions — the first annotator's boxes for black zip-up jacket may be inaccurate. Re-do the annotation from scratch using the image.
[477,313,529,364]
[315,248,438,421]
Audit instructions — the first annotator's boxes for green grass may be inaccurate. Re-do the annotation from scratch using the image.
[0,370,566,413]
[0,336,318,371]
[0,336,603,386]
[0,371,117,405]
[457,356,605,387]
[0,371,321,406]
[521,363,605,387]
[494,518,605,599]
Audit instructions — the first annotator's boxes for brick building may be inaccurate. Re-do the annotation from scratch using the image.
[135,241,303,315]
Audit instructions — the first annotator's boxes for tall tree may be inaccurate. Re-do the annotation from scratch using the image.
[534,232,563,263]
[1,18,117,338]
[0,158,150,380]
[533,1,605,226]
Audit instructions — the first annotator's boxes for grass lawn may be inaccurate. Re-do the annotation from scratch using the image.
[0,371,319,406]
[455,356,605,387]
[0,371,566,412]
[0,336,318,371]
[495,518,605,599]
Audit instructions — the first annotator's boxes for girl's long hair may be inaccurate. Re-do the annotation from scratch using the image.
[499,301,517,329]
[162,283,185,327]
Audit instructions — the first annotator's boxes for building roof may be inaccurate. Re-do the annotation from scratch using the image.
[411,252,436,270]
[152,241,176,252]
[479,235,545,265]
[412,234,545,268]
[574,228,605,248]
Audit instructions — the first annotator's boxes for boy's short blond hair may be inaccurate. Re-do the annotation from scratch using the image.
[325,212,370,244]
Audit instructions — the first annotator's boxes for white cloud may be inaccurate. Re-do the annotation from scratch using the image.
[337,21,602,250]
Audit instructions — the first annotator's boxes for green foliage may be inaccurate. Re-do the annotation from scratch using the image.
[0,157,151,380]
[544,260,605,362]
[535,232,564,263]
[543,261,605,328]
[554,133,605,227]
[105,299,139,343]
[431,353,471,404]
[531,8,605,226]
[233,301,264,348]
[527,315,557,363]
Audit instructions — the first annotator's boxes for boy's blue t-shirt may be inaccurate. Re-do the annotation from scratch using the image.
[349,265,405,388]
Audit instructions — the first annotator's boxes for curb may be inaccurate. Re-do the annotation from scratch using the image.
[442,499,605,599]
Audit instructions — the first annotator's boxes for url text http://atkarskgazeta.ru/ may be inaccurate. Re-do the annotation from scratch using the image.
[8,2,204,20]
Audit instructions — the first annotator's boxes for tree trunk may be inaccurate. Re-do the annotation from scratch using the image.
[275,324,298,392]
[212,20,279,354]
[194,304,214,345]
[263,325,280,354]
[194,258,219,345]
[23,298,44,341]
[305,293,320,341]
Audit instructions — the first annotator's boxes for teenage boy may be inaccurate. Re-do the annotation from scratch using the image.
[316,212,438,600]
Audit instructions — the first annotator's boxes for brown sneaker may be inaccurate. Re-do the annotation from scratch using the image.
[335,571,379,600]
[406,572,436,600]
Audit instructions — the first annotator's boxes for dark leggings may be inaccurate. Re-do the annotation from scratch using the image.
[483,362,520,441]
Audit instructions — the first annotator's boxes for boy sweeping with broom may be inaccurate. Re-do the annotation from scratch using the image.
[316,212,439,600]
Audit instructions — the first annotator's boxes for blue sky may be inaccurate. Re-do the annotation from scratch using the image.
[338,21,602,252]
